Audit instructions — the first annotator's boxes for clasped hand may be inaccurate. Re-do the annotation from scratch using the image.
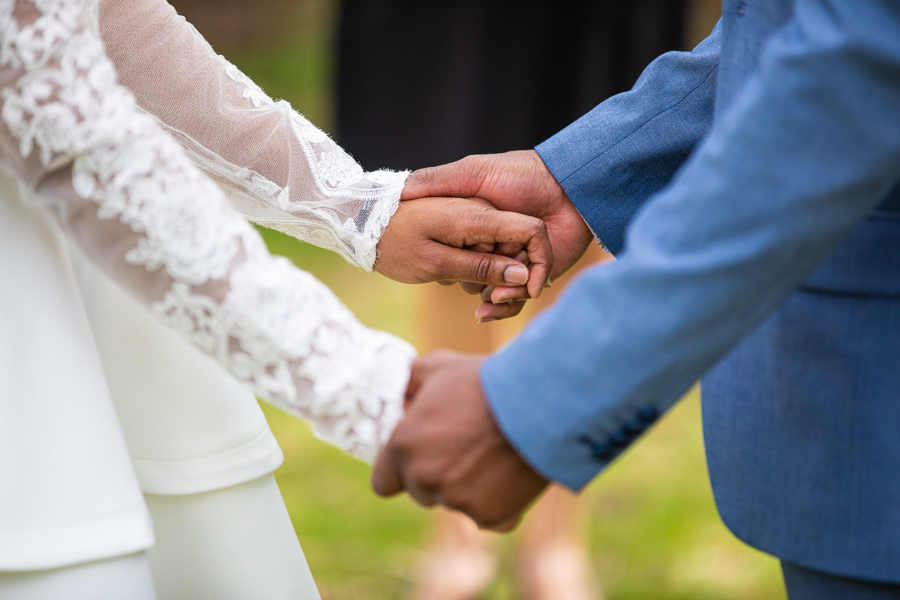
[374,195,551,300]
[372,351,549,531]
[398,150,594,320]
[371,151,595,531]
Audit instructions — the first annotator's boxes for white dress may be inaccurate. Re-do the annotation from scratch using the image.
[0,0,415,595]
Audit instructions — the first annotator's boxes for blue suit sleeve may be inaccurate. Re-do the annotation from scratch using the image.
[536,23,721,254]
[484,0,900,490]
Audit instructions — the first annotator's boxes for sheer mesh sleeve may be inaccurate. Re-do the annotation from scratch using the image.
[0,0,415,463]
[97,0,407,272]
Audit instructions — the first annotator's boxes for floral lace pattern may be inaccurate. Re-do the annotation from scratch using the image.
[0,0,415,462]
[140,12,409,272]
[215,54,407,271]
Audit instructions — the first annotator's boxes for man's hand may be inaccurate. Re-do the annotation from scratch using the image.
[375,196,552,300]
[401,150,595,320]
[372,351,549,531]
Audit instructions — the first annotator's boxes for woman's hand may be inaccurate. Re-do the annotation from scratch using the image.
[375,197,552,301]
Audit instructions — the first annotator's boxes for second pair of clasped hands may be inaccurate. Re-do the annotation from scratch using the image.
[372,150,595,533]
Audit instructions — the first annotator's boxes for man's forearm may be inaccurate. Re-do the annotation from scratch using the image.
[484,0,900,489]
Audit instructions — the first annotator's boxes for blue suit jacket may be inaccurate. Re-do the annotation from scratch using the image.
[481,0,900,583]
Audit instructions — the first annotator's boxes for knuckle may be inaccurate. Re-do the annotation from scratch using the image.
[411,495,437,509]
[410,464,443,492]
[477,204,498,224]
[479,506,514,529]
[409,167,434,188]
[464,202,494,227]
[494,305,516,320]
[475,255,494,283]
[439,490,472,514]
[471,508,502,529]
[506,301,527,317]
[390,426,418,457]
[420,248,447,280]
[492,301,525,320]
[460,281,485,296]
[372,473,398,498]
[519,216,545,240]
[442,156,485,194]
[459,155,483,179]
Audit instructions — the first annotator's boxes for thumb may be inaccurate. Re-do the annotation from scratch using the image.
[401,157,487,201]
[427,245,534,289]
[481,513,524,533]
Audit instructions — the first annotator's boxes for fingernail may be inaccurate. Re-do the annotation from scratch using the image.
[545,277,553,288]
[477,318,497,324]
[504,264,528,285]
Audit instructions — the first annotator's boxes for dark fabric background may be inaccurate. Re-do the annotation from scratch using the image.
[336,0,688,171]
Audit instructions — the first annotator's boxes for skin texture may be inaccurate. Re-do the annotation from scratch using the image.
[374,196,552,299]
[400,151,594,321]
[372,351,549,532]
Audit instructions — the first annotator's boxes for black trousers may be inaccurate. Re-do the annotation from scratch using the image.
[336,0,687,170]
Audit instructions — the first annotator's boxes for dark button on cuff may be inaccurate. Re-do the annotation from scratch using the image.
[623,419,645,437]
[578,435,617,462]
[736,1,748,16]
[609,432,630,450]
[637,406,660,423]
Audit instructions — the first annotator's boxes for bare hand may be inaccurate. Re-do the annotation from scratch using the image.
[372,351,549,531]
[401,150,594,320]
[375,196,552,299]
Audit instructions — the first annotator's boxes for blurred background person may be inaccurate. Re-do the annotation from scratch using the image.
[336,2,716,599]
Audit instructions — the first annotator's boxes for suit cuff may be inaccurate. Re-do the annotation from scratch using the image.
[479,347,601,491]
[479,277,666,490]
[535,141,627,255]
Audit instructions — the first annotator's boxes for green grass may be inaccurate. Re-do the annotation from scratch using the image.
[223,19,788,598]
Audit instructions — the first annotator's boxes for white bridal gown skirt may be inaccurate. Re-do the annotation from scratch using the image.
[0,174,321,598]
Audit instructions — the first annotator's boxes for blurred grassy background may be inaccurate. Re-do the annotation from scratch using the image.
[170,1,788,597]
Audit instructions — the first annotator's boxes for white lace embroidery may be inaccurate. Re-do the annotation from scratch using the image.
[220,58,272,109]
[0,0,415,462]
[213,59,407,271]
[120,10,410,272]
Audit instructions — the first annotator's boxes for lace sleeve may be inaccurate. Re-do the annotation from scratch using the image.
[0,0,415,463]
[96,0,407,272]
